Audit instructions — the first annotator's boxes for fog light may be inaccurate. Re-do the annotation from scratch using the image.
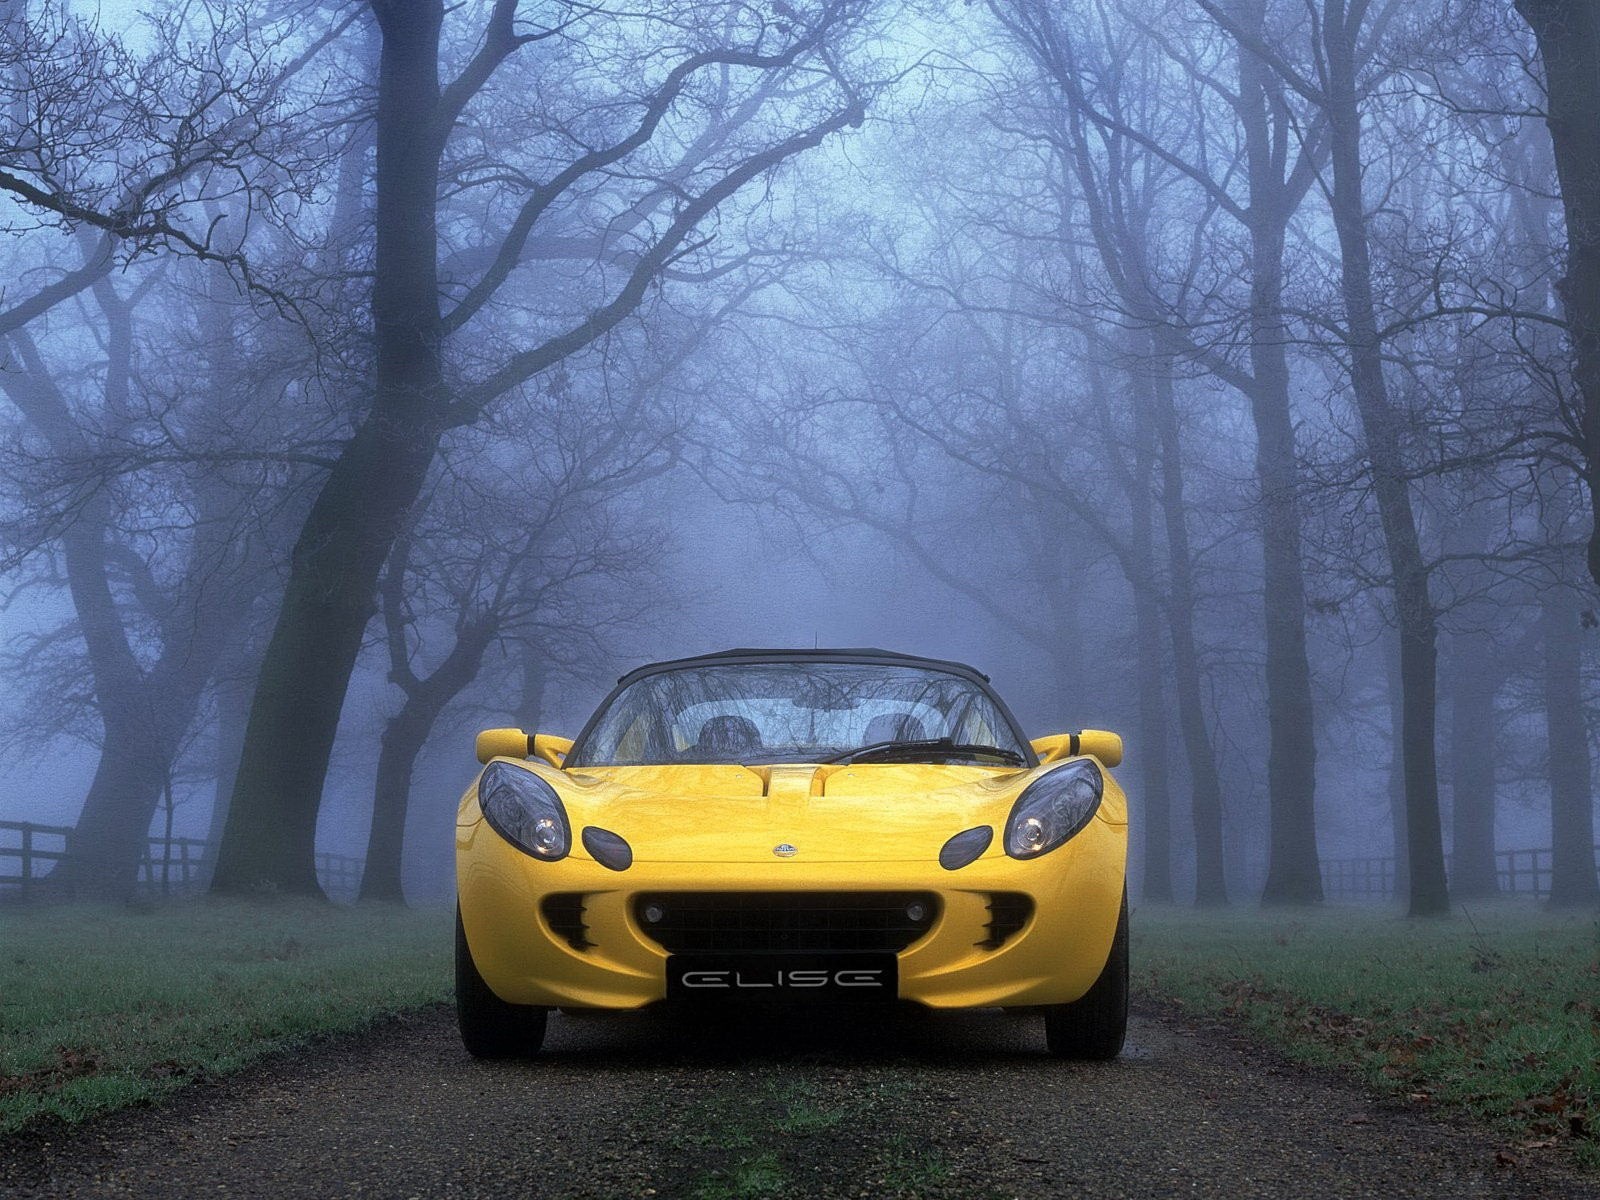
[906,901,928,923]
[642,902,665,924]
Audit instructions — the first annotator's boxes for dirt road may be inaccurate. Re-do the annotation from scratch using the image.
[2,1003,1593,1199]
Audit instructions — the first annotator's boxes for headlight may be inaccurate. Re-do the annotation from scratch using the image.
[478,761,570,860]
[1003,760,1102,859]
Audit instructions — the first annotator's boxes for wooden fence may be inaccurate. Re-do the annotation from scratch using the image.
[4,816,1589,905]
[0,819,365,902]
[1320,854,1396,901]
[1321,845,1598,901]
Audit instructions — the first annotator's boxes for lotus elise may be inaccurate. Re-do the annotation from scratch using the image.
[455,648,1128,1059]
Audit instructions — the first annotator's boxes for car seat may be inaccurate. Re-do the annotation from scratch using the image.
[693,714,763,757]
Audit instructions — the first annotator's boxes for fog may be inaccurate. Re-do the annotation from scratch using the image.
[0,0,1595,915]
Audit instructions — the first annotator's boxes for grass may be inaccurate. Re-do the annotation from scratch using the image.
[0,899,451,1134]
[878,1132,951,1192]
[676,1078,858,1197]
[668,1074,945,1200]
[692,1152,787,1200]
[1132,901,1600,1169]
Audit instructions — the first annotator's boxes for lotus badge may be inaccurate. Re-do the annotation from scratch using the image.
[773,843,798,858]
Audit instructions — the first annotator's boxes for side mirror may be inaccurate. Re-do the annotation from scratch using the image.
[475,729,574,767]
[476,728,530,764]
[532,733,573,768]
[1078,729,1123,767]
[1031,730,1124,768]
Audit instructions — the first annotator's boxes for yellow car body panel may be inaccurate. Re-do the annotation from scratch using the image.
[456,755,1128,1011]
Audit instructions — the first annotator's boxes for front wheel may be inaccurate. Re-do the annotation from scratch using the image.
[1042,890,1128,1060]
[456,906,548,1059]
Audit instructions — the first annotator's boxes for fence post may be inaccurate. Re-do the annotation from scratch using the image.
[20,823,32,896]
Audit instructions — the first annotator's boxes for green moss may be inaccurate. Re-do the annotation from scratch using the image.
[1132,902,1600,1168]
[878,1133,950,1191]
[693,1152,787,1199]
[0,900,450,1133]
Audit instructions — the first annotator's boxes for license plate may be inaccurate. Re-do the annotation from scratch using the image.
[665,952,898,1000]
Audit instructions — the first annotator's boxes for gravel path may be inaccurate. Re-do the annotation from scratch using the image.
[2,1002,1594,1199]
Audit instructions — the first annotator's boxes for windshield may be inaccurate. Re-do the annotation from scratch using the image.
[568,661,1030,766]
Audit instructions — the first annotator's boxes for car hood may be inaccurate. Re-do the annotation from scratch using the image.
[468,759,1124,864]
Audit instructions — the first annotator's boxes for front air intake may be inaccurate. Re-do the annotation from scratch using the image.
[979,893,1032,950]
[634,892,938,954]
[542,893,593,950]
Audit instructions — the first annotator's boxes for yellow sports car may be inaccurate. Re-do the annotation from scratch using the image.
[455,648,1128,1059]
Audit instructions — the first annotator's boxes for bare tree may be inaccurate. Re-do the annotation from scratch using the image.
[358,373,676,903]
[213,0,875,895]
[0,272,285,898]
[980,0,1328,903]
[1514,0,1600,593]
[1193,0,1451,914]
[0,1,349,314]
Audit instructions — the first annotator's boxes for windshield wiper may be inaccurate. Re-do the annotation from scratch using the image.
[822,737,1026,766]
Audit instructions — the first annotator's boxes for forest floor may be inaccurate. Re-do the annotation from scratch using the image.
[1134,901,1600,1171]
[0,898,1596,1197]
[0,900,450,1132]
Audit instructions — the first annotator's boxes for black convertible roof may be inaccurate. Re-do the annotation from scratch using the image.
[616,647,992,685]
[568,645,1032,768]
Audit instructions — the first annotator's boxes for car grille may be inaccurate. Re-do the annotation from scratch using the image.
[634,891,938,954]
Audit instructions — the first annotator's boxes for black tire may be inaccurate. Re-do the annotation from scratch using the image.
[455,905,548,1059]
[1043,890,1128,1060]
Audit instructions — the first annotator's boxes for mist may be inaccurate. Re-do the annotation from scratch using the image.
[0,0,1595,916]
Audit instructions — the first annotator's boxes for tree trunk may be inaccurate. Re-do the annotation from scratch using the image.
[359,705,434,905]
[361,614,497,903]
[1542,593,1600,907]
[159,770,175,895]
[203,661,256,884]
[49,717,174,899]
[1127,378,1174,904]
[34,511,166,899]
[1515,0,1600,591]
[0,361,227,900]
[1234,22,1322,903]
[1147,359,1228,906]
[1383,629,1409,899]
[44,661,217,902]
[213,1,447,896]
[1321,0,1448,916]
[1248,218,1321,906]
[1446,632,1500,899]
[15,290,249,896]
[52,623,230,900]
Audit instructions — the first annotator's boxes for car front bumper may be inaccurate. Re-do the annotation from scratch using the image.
[457,813,1126,1011]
